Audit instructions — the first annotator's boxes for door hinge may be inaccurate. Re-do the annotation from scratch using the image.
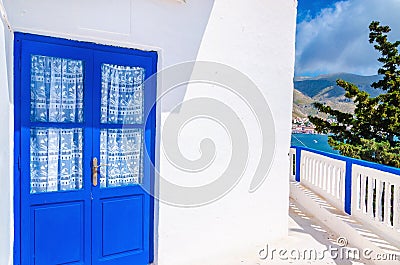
[18,156,21,171]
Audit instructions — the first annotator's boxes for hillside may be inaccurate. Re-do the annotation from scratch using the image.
[293,73,382,119]
[294,73,382,98]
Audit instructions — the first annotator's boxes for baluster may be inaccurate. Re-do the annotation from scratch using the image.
[384,182,391,226]
[310,157,313,183]
[307,156,310,184]
[314,158,318,187]
[322,162,327,191]
[306,157,310,182]
[375,180,383,222]
[315,157,318,186]
[331,166,337,198]
[360,174,367,213]
[319,160,324,189]
[356,173,361,210]
[367,176,375,219]
[338,167,343,201]
[310,158,314,185]
[326,164,331,194]
[394,185,400,230]
[353,171,360,211]
[316,160,321,188]
[336,167,341,199]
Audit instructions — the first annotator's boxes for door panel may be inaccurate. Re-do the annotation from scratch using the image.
[101,195,144,256]
[16,34,157,265]
[20,41,93,265]
[33,202,85,265]
[91,51,153,265]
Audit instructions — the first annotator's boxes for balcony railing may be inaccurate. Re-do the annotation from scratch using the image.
[290,146,400,246]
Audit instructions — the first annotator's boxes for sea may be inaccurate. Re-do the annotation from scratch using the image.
[291,133,339,154]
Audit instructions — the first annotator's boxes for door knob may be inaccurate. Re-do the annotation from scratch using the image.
[92,157,109,187]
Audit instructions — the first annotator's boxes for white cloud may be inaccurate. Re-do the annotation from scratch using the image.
[295,0,400,76]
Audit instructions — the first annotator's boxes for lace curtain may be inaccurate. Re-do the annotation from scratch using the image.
[100,129,143,188]
[30,55,84,123]
[99,64,145,188]
[30,128,83,193]
[30,54,84,194]
[29,57,145,192]
[100,64,145,124]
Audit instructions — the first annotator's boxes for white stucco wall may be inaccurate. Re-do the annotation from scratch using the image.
[1,0,297,264]
[157,1,296,264]
[0,1,13,264]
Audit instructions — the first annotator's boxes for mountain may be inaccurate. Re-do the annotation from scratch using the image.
[293,73,383,119]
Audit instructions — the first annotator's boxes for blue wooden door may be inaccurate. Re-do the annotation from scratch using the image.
[15,33,157,265]
[90,51,155,265]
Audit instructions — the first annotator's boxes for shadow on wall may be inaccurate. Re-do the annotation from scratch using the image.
[157,0,216,113]
[1,0,216,111]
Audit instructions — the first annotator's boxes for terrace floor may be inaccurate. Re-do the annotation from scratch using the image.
[288,181,400,265]
[265,198,365,264]
[214,180,400,265]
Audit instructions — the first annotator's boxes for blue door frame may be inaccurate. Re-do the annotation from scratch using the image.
[14,33,157,265]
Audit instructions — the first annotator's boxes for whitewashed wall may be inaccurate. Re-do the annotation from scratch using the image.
[1,0,297,264]
[0,1,13,265]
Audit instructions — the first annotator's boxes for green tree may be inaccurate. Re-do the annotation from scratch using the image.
[309,21,400,167]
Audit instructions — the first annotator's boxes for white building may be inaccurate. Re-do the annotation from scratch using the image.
[0,1,297,264]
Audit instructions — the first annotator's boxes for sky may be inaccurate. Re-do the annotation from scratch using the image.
[295,0,400,77]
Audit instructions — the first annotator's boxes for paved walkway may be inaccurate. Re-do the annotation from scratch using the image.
[213,197,366,265]
[290,180,400,265]
[258,199,366,265]
[208,179,400,265]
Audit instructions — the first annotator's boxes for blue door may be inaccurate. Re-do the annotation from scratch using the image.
[14,33,157,265]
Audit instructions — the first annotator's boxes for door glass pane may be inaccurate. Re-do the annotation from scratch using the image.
[30,128,83,193]
[30,55,84,123]
[100,64,145,124]
[100,129,143,188]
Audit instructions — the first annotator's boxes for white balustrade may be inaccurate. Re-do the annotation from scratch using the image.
[299,150,346,211]
[352,164,400,241]
[291,146,400,245]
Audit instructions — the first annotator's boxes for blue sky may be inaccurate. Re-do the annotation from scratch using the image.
[295,0,400,77]
[297,0,337,22]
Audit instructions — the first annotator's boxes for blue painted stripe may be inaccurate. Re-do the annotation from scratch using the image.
[295,148,301,182]
[344,161,352,215]
[291,145,400,176]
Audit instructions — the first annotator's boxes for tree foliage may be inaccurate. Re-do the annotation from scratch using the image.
[309,21,400,167]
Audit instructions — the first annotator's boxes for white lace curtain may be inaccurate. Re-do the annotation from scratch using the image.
[30,128,83,193]
[30,55,84,123]
[100,64,145,124]
[30,55,84,194]
[100,129,143,188]
[29,57,144,193]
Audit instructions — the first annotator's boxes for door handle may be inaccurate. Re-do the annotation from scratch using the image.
[92,157,109,187]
